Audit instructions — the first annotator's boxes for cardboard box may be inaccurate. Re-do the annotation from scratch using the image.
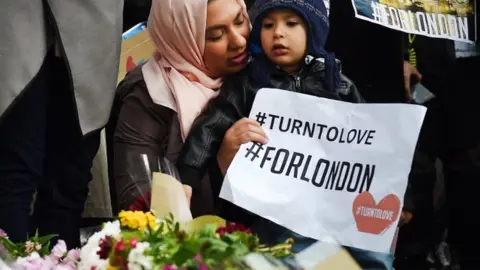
[117,28,155,84]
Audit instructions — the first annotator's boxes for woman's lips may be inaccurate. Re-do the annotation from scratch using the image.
[230,51,247,64]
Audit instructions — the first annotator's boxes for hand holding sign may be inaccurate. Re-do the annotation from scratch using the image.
[217,118,268,175]
[220,88,426,253]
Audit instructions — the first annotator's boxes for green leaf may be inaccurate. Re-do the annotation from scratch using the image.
[221,234,239,244]
[171,245,197,265]
[174,222,180,232]
[121,230,144,242]
[0,238,22,257]
[36,234,58,245]
[201,224,217,236]
[38,242,52,257]
[206,239,229,252]
[32,230,39,241]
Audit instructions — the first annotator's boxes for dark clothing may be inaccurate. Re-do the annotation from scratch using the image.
[245,0,255,9]
[403,35,456,98]
[396,34,480,270]
[123,0,151,32]
[0,50,100,248]
[106,65,215,217]
[445,55,480,269]
[395,36,455,269]
[326,0,406,103]
[177,58,363,190]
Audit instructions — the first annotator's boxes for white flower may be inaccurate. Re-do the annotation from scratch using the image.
[101,221,121,236]
[127,242,153,270]
[78,221,121,270]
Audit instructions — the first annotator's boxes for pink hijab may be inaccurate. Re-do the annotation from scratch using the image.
[142,0,249,140]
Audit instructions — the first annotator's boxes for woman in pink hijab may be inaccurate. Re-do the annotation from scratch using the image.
[109,0,267,217]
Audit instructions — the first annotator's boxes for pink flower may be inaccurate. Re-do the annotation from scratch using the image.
[56,248,80,269]
[163,265,177,270]
[129,237,138,248]
[35,243,42,250]
[197,263,209,270]
[0,228,7,238]
[193,254,208,270]
[25,241,35,253]
[42,256,56,269]
[66,248,80,261]
[15,252,54,270]
[54,260,77,270]
[51,240,67,259]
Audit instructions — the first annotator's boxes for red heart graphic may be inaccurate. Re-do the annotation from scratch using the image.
[126,56,136,72]
[352,191,400,235]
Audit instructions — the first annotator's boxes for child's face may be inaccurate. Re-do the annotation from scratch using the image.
[260,9,307,74]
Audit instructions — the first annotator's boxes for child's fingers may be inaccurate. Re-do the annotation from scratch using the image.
[236,117,261,126]
[248,124,268,137]
[239,131,268,145]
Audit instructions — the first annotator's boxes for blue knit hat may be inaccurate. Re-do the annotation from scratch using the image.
[248,0,340,91]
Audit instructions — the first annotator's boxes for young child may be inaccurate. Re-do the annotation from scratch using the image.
[178,1,402,268]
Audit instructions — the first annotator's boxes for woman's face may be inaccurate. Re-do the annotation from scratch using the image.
[204,0,250,78]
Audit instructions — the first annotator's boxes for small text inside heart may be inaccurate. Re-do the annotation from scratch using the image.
[352,191,400,235]
[355,206,394,221]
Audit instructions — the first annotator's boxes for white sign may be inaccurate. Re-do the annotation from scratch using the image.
[220,88,426,253]
[351,0,476,43]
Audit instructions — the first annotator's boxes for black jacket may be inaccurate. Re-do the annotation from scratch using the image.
[177,57,364,193]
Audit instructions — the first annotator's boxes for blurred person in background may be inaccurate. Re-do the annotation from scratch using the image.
[123,0,152,31]
[0,1,123,248]
[395,34,455,270]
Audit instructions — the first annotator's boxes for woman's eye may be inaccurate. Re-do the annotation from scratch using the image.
[206,30,224,41]
[207,35,222,41]
[235,17,246,26]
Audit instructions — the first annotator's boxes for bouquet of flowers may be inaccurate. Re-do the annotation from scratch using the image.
[0,228,80,269]
[79,211,293,270]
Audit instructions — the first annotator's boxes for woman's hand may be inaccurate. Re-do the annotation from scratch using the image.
[217,118,268,175]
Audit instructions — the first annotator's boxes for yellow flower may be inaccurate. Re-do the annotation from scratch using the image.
[146,212,157,229]
[118,210,157,231]
[106,264,119,270]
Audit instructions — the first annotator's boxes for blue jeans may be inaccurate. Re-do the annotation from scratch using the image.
[251,218,394,270]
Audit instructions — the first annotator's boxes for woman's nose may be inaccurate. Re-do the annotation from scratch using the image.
[229,29,247,50]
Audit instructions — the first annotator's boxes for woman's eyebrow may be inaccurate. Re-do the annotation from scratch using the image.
[206,7,243,32]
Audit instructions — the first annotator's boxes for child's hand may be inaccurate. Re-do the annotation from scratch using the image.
[217,118,268,174]
[398,211,413,227]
